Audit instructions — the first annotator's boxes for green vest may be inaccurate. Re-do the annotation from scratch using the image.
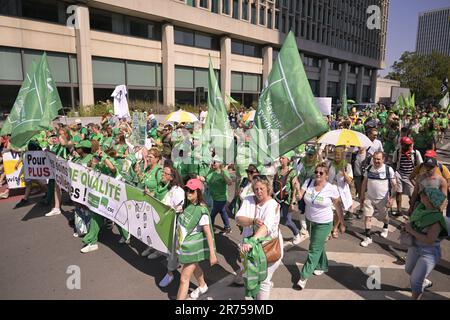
[176,204,215,264]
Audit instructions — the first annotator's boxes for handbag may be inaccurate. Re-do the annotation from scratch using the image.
[253,201,281,263]
[399,230,413,247]
[262,235,281,263]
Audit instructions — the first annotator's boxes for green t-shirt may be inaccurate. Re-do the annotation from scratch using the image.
[91,133,104,142]
[114,143,128,157]
[143,164,163,193]
[274,167,297,204]
[102,136,114,149]
[72,154,93,166]
[352,124,365,134]
[206,169,231,201]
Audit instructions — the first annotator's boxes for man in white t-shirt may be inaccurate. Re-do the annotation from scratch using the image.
[359,151,397,247]
[367,128,384,156]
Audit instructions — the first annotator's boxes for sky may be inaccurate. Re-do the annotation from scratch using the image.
[380,0,450,77]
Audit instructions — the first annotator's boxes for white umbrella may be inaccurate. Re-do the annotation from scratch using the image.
[317,129,373,148]
[165,110,199,123]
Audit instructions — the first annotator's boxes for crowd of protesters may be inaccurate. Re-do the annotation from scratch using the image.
[0,101,449,300]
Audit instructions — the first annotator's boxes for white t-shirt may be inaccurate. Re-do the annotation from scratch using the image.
[162,186,185,213]
[191,215,211,235]
[364,165,396,200]
[199,111,208,124]
[236,196,282,241]
[327,163,354,184]
[368,139,384,155]
[301,181,339,223]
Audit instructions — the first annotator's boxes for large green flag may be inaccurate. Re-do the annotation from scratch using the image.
[249,32,328,163]
[204,58,234,160]
[340,87,348,117]
[0,61,38,137]
[9,53,62,149]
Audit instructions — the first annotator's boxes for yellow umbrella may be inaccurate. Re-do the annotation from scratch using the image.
[242,110,255,122]
[165,110,199,123]
[317,129,373,148]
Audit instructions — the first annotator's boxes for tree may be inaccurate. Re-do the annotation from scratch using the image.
[386,51,450,103]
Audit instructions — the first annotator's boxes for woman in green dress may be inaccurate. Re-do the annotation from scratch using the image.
[176,178,217,300]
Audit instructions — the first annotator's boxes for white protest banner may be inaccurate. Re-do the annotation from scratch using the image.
[3,151,25,189]
[24,151,175,254]
[314,97,332,116]
[23,151,54,180]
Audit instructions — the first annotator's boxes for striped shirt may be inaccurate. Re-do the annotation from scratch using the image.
[398,154,415,178]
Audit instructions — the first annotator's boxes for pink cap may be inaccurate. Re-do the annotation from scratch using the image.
[185,178,203,191]
[424,150,437,158]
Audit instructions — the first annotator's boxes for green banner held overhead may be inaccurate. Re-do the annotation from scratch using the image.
[249,31,329,163]
[341,87,348,118]
[9,53,62,149]
[0,61,38,138]
[204,57,234,160]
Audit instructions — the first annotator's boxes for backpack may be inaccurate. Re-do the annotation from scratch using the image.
[395,149,418,171]
[74,207,91,236]
[366,164,393,196]
[360,149,373,176]
[273,169,293,202]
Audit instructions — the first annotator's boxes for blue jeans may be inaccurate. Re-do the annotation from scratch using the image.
[280,202,299,237]
[405,244,441,294]
[211,200,230,229]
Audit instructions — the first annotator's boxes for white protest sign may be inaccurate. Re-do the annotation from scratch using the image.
[3,151,25,189]
[23,151,54,180]
[315,97,332,116]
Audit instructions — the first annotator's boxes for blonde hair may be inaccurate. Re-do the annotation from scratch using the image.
[251,175,272,197]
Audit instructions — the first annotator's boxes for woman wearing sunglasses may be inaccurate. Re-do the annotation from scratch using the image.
[176,178,217,300]
[295,163,344,290]
[236,175,283,299]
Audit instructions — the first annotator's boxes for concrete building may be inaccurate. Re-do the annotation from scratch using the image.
[375,77,402,105]
[0,0,389,113]
[416,7,450,57]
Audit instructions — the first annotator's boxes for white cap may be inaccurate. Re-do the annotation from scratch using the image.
[75,119,82,124]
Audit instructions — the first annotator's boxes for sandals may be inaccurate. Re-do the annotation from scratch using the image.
[332,230,339,238]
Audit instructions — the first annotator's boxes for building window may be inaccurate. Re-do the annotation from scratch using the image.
[281,13,286,32]
[267,9,273,28]
[251,3,257,24]
[327,81,339,101]
[174,28,219,50]
[275,11,280,29]
[212,0,219,13]
[364,68,372,77]
[231,71,261,108]
[259,6,265,26]
[232,0,239,19]
[90,8,161,40]
[362,85,371,102]
[347,83,356,100]
[175,65,219,107]
[231,40,262,58]
[199,0,208,8]
[309,79,319,96]
[186,0,196,7]
[242,0,249,20]
[222,0,230,14]
[0,47,23,81]
[19,0,64,25]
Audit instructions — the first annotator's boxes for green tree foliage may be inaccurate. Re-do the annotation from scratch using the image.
[386,51,450,102]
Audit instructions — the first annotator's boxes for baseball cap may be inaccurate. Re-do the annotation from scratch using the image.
[75,140,92,149]
[424,150,437,158]
[75,119,82,124]
[424,157,437,168]
[245,164,259,174]
[400,137,413,145]
[185,178,203,191]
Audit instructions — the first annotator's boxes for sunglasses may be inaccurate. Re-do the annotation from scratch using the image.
[252,175,268,181]
[314,171,325,176]
[246,170,256,174]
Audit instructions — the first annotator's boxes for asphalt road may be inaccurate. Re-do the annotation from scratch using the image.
[0,133,449,300]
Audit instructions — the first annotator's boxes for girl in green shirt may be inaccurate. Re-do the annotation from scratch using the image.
[176,178,217,300]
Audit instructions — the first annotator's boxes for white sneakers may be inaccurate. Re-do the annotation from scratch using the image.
[189,284,208,300]
[423,278,433,289]
[292,234,302,245]
[159,273,174,288]
[45,208,61,217]
[380,228,389,239]
[313,270,325,276]
[118,235,130,244]
[360,237,373,247]
[147,251,162,259]
[80,243,98,253]
[297,278,307,290]
[141,247,152,257]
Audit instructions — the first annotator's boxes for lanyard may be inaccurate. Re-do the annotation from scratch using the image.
[310,186,324,205]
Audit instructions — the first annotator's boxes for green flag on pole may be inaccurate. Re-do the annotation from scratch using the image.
[0,61,38,137]
[249,31,329,163]
[204,57,234,160]
[9,53,62,149]
[340,86,348,117]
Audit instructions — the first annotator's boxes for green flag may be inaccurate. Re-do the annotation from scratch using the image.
[226,94,239,105]
[0,61,38,137]
[204,57,234,160]
[340,87,348,117]
[249,32,328,163]
[9,53,62,149]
